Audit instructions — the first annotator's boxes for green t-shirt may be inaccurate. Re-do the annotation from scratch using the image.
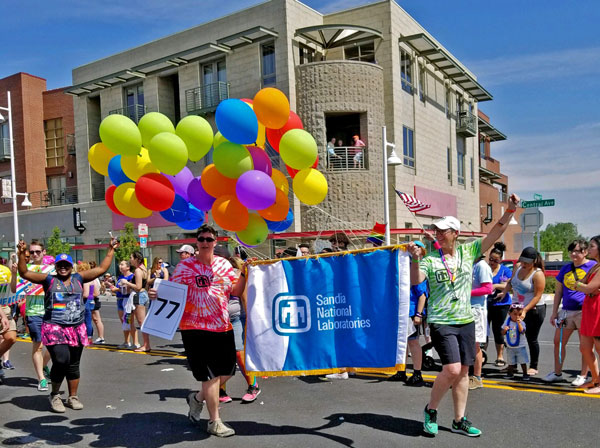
[419,239,482,325]
[22,264,55,317]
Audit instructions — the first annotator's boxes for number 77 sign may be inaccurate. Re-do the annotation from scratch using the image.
[141,279,188,340]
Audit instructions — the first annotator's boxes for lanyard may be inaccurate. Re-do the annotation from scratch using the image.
[433,241,458,287]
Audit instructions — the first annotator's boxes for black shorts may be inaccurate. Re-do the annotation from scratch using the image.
[93,300,101,311]
[429,321,475,366]
[181,329,236,382]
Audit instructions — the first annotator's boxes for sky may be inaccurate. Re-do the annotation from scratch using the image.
[2,0,599,236]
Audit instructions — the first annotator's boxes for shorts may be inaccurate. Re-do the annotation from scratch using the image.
[429,321,476,366]
[181,329,236,382]
[93,299,101,311]
[27,315,44,342]
[353,152,363,162]
[135,291,149,307]
[506,346,529,365]
[561,309,582,330]
[231,315,245,351]
[117,298,125,312]
[408,318,425,341]
[471,306,488,343]
[0,305,17,333]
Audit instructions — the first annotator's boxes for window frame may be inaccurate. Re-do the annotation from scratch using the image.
[400,49,413,94]
[344,40,376,63]
[447,147,452,184]
[261,41,276,87]
[44,117,64,168]
[457,137,465,186]
[402,126,415,168]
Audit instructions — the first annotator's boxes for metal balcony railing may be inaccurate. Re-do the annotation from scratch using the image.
[66,134,76,155]
[186,82,230,114]
[456,111,477,137]
[27,186,79,209]
[0,138,11,161]
[109,104,147,124]
[325,146,369,172]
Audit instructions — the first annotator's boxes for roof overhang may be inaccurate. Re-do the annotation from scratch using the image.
[479,166,502,180]
[478,116,507,141]
[295,24,382,49]
[399,33,492,102]
[65,26,278,96]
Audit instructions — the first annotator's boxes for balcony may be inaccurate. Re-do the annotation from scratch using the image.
[0,138,11,162]
[66,134,76,155]
[186,82,229,115]
[91,182,106,202]
[456,111,477,137]
[325,146,369,172]
[28,186,79,208]
[109,104,146,124]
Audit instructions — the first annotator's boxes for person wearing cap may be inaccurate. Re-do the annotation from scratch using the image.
[16,237,118,413]
[408,193,520,437]
[352,134,365,169]
[176,244,195,261]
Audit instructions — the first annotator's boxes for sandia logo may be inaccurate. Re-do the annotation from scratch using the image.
[273,294,311,334]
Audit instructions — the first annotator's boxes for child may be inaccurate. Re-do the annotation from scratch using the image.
[502,304,530,381]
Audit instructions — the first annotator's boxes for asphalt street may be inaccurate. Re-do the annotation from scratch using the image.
[1,296,599,447]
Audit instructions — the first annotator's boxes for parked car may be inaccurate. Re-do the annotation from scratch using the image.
[502,259,569,278]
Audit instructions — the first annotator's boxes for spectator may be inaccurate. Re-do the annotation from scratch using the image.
[328,232,350,252]
[486,242,512,368]
[469,256,493,390]
[327,137,342,169]
[502,304,529,380]
[352,135,365,169]
[298,244,311,256]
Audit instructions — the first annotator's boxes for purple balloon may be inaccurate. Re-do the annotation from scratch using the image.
[234,234,258,248]
[236,170,276,210]
[165,166,194,201]
[247,146,272,176]
[187,177,216,211]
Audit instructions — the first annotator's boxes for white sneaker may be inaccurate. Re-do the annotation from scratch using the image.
[542,372,563,383]
[325,372,349,380]
[571,375,590,387]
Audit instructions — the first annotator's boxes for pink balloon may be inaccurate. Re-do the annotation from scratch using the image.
[164,166,194,201]
[187,177,216,211]
[247,146,272,176]
[236,170,276,210]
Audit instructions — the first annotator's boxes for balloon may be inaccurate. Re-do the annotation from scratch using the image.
[159,194,189,223]
[247,146,272,176]
[286,155,319,178]
[108,155,133,186]
[213,131,229,149]
[292,168,328,205]
[164,166,194,201]
[200,164,237,198]
[99,114,142,157]
[271,168,289,195]
[236,170,276,210]
[242,102,266,148]
[187,177,216,211]
[138,112,175,148]
[211,195,249,232]
[265,208,294,232]
[212,142,253,179]
[237,213,268,246]
[176,204,205,230]
[148,132,188,175]
[279,129,318,170]
[258,188,289,221]
[234,234,258,248]
[105,185,124,215]
[253,88,290,129]
[121,147,159,181]
[188,203,204,222]
[266,111,303,152]
[113,182,152,218]
[215,99,258,145]
[88,142,116,176]
[176,115,213,162]
[135,173,175,211]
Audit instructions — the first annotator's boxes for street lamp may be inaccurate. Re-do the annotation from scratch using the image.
[382,126,402,245]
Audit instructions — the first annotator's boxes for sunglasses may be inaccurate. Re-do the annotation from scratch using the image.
[31,250,43,254]
[197,237,215,243]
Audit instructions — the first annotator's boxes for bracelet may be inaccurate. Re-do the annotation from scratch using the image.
[411,258,420,264]
[415,312,423,318]
[506,208,516,213]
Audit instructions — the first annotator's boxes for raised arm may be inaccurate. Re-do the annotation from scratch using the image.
[17,241,47,284]
[481,194,520,254]
[407,243,426,285]
[575,268,600,295]
[231,262,249,299]
[80,238,119,282]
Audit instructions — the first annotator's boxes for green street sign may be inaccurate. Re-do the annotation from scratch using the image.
[534,193,542,200]
[521,199,555,208]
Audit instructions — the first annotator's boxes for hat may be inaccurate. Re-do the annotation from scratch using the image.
[518,247,538,263]
[176,244,195,254]
[510,303,524,310]
[432,216,460,232]
[55,253,73,266]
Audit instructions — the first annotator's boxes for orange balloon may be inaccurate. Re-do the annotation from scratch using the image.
[271,168,289,195]
[201,164,237,198]
[211,195,249,232]
[258,188,289,221]
[253,87,290,129]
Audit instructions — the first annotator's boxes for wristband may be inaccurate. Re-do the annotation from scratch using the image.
[506,208,516,213]
[415,312,423,318]
[432,240,441,250]
[411,258,420,264]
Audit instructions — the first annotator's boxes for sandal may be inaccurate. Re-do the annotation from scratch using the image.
[584,384,600,394]
[494,359,506,367]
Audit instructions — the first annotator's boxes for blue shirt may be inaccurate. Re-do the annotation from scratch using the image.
[409,280,429,317]
[490,264,512,306]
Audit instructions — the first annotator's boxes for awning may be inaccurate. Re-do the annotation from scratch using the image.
[295,24,382,49]
[399,33,492,102]
[65,26,278,96]
[479,166,502,180]
[478,116,507,141]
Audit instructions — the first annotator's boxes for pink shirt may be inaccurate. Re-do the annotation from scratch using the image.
[172,256,237,332]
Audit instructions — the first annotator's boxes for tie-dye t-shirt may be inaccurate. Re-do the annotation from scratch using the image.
[172,256,237,332]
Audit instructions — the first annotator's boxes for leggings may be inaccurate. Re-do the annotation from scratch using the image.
[46,344,84,383]
[487,304,510,346]
[523,304,546,369]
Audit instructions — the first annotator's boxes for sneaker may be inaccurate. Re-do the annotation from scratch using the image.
[388,371,408,382]
[451,417,481,437]
[186,391,203,423]
[0,366,4,378]
[219,389,233,403]
[325,372,349,380]
[241,385,261,403]
[207,419,235,437]
[43,366,51,379]
[522,374,531,381]
[423,405,438,435]
[94,338,106,344]
[405,374,425,387]
[49,394,66,413]
[3,360,15,370]
[503,373,514,380]
[584,385,600,394]
[468,376,483,390]
[65,395,84,410]
[116,343,131,349]
[38,379,49,391]
[542,372,563,383]
[571,375,590,387]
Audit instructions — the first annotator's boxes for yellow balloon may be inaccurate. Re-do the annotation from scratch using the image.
[113,182,152,218]
[292,168,328,205]
[0,264,11,283]
[243,102,266,148]
[213,131,229,149]
[88,142,116,176]
[271,169,289,195]
[121,147,159,181]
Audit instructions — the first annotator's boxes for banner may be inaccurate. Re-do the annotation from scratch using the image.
[245,247,410,376]
[0,264,55,306]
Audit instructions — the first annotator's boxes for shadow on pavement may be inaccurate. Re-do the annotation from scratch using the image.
[0,376,38,388]
[145,387,190,402]
[231,420,354,446]
[4,394,54,413]
[144,357,188,367]
[319,412,424,438]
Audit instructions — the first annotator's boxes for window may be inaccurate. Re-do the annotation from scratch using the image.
[44,118,64,167]
[457,137,465,186]
[202,59,227,109]
[479,138,486,159]
[419,67,426,102]
[261,41,276,87]
[470,156,474,188]
[1,175,11,204]
[447,147,452,183]
[299,45,315,64]
[124,84,144,123]
[400,49,413,94]
[402,126,415,168]
[344,41,375,63]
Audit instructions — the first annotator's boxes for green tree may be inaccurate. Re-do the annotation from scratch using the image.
[45,226,71,256]
[114,222,140,262]
[540,222,584,259]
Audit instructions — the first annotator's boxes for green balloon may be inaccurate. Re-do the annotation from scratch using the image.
[237,213,268,246]
[148,132,189,175]
[213,142,253,179]
[99,114,142,157]
[176,115,213,162]
[138,112,175,148]
[279,129,318,170]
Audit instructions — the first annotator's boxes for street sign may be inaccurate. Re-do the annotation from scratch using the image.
[1,179,11,199]
[521,209,543,232]
[138,223,148,236]
[72,208,86,233]
[534,193,542,200]
[521,199,555,208]
[139,237,148,249]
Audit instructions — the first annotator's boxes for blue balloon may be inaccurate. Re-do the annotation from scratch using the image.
[215,99,258,145]
[108,155,133,186]
[159,194,189,223]
[176,217,204,230]
[188,204,204,222]
[265,208,294,232]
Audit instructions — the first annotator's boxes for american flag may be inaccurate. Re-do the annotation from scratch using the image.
[395,190,431,213]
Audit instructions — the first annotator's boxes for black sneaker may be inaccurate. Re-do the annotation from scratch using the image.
[406,374,425,387]
[388,371,408,382]
[451,417,481,437]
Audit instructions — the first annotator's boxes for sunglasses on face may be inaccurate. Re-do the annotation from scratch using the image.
[489,257,500,263]
[30,250,43,255]
[197,237,215,243]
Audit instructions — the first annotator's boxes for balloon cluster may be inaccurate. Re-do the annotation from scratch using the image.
[88,88,328,247]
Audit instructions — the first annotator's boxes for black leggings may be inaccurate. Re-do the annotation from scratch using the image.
[46,344,84,383]
[524,304,546,369]
[487,304,510,346]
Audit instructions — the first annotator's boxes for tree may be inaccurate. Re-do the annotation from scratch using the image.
[45,226,71,256]
[540,222,584,259]
[114,222,140,262]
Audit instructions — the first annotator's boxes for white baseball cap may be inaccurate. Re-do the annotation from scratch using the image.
[176,244,195,254]
[432,216,460,232]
